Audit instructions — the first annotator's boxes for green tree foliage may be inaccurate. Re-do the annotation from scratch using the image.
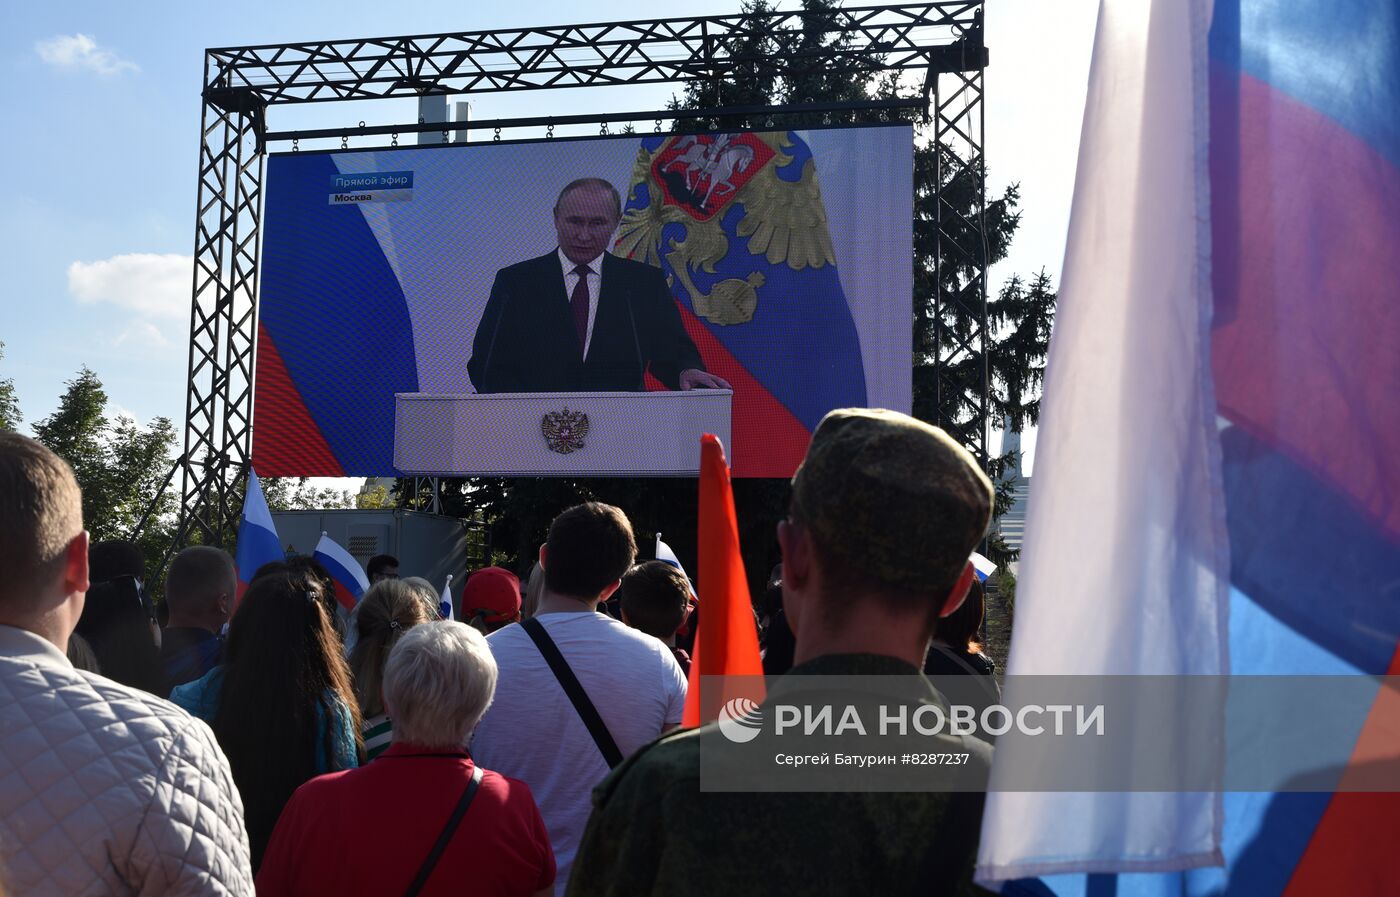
[0,342,20,432]
[262,477,356,511]
[356,483,395,509]
[30,367,179,586]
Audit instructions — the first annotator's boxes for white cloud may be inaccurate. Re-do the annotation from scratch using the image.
[111,321,171,350]
[35,34,138,76]
[105,404,140,426]
[68,253,191,319]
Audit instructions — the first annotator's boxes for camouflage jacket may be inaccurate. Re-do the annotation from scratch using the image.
[566,653,994,897]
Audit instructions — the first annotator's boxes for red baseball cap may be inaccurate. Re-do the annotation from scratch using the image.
[462,567,522,624]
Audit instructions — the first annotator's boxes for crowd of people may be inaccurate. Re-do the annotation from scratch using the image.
[0,406,1000,896]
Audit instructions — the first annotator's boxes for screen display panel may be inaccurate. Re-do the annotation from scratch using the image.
[253,124,913,477]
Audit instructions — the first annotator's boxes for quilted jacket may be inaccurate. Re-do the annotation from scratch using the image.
[0,624,254,896]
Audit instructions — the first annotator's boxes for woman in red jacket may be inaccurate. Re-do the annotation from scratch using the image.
[257,621,555,897]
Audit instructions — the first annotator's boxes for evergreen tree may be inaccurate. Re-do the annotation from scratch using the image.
[31,369,109,528]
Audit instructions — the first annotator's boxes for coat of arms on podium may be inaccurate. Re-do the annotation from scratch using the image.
[542,408,589,454]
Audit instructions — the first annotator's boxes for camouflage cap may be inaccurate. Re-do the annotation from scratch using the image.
[790,408,994,596]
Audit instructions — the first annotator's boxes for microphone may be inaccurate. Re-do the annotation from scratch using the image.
[623,287,645,391]
[477,285,509,393]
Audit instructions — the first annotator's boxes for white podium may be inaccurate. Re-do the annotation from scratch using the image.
[393,390,733,476]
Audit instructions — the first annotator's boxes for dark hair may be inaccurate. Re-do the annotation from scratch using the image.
[619,561,691,640]
[213,573,363,869]
[165,546,235,618]
[66,631,101,673]
[74,576,163,693]
[367,554,399,578]
[554,177,622,219]
[286,555,344,637]
[349,579,435,719]
[544,503,636,599]
[89,539,146,585]
[935,577,985,654]
[251,560,286,582]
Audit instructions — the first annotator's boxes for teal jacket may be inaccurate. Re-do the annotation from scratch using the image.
[170,665,359,773]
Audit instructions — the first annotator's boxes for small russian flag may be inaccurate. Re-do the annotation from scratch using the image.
[439,575,455,621]
[655,533,697,598]
[970,551,997,583]
[235,470,284,602]
[313,532,370,611]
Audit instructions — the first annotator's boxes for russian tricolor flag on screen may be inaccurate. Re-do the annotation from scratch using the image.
[313,533,370,611]
[976,1,1400,894]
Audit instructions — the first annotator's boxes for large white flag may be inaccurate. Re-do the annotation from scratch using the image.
[975,0,1230,885]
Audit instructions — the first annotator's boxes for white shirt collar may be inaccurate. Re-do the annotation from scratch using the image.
[557,248,605,277]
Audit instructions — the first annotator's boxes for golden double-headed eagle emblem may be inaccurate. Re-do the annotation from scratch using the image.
[541,408,589,454]
[614,131,837,326]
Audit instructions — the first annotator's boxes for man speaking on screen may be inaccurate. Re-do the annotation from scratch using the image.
[467,177,732,394]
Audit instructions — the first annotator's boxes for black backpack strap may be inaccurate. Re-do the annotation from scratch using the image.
[522,617,624,768]
[403,764,484,897]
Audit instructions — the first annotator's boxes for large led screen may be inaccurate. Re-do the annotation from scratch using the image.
[252,124,913,477]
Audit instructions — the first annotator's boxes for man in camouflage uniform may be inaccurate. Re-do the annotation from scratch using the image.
[567,408,996,897]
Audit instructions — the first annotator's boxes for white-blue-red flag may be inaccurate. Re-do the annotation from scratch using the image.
[978,0,1400,894]
[655,533,698,598]
[439,574,455,621]
[235,470,284,601]
[969,551,996,583]
[313,532,369,611]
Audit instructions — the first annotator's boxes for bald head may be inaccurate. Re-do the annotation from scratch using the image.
[164,546,236,631]
[0,431,88,645]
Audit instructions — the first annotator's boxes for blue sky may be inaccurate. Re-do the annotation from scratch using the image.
[0,0,1095,477]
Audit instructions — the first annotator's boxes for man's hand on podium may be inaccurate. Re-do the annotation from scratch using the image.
[679,369,733,391]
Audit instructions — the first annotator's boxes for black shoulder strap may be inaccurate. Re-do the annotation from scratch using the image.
[403,764,483,897]
[929,644,1002,706]
[522,617,625,768]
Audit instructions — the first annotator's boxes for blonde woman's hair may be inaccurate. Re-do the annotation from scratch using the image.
[349,579,435,718]
[384,621,498,749]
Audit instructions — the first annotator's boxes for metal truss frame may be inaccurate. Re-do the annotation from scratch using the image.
[930,15,990,466]
[149,2,988,557]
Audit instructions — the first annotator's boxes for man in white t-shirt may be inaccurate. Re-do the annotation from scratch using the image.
[471,502,687,896]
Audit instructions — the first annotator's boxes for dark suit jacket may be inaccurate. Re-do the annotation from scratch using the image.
[467,251,704,393]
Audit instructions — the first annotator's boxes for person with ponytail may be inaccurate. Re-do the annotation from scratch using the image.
[349,579,437,760]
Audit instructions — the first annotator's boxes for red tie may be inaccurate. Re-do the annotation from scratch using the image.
[570,264,590,354]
